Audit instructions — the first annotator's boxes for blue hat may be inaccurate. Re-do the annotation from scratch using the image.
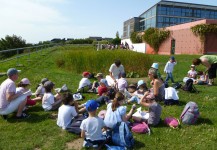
[171,56,175,61]
[100,79,108,87]
[137,80,146,88]
[7,68,18,77]
[151,63,159,69]
[85,100,99,112]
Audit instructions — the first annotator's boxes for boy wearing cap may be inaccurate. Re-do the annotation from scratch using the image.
[164,56,177,83]
[77,72,91,92]
[0,68,29,119]
[42,81,62,111]
[90,73,104,93]
[80,100,106,148]
[97,79,108,96]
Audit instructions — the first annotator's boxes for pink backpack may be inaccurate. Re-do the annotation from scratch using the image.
[131,122,150,135]
[164,117,180,128]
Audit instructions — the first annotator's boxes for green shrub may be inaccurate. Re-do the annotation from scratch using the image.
[54,46,153,77]
[143,28,170,53]
[130,32,142,43]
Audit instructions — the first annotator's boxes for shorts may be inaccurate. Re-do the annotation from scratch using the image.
[208,63,217,79]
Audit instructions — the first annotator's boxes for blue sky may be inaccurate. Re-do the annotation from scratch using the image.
[0,0,216,43]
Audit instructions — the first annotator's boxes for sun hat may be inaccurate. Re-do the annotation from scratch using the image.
[85,100,99,112]
[43,81,55,89]
[7,68,18,77]
[95,73,103,78]
[21,78,31,85]
[82,72,90,77]
[137,80,146,88]
[151,63,159,69]
[100,79,108,86]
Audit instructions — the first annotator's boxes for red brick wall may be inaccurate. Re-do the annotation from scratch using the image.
[204,33,217,54]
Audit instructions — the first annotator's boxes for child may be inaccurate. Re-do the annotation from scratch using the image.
[195,71,208,85]
[33,78,49,101]
[97,79,108,96]
[77,72,92,92]
[42,81,62,111]
[127,80,148,104]
[104,92,136,129]
[57,93,79,130]
[187,65,197,79]
[90,73,104,93]
[16,78,36,106]
[117,72,128,93]
[133,94,162,126]
[80,100,106,148]
[164,56,177,83]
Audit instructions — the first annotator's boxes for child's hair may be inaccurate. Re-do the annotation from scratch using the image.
[17,82,28,88]
[197,71,203,76]
[149,68,158,79]
[192,58,201,65]
[114,60,121,67]
[112,92,125,111]
[44,81,55,93]
[121,72,126,78]
[62,93,74,105]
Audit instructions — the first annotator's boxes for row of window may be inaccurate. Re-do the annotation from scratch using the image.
[158,5,217,19]
[157,16,198,24]
[140,6,157,19]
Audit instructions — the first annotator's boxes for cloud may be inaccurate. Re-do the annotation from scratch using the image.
[0,0,70,43]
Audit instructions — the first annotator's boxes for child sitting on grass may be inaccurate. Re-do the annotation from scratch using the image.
[133,94,162,126]
[90,73,104,93]
[16,78,36,107]
[80,100,107,148]
[97,79,108,96]
[127,80,149,104]
[57,93,79,129]
[77,72,92,92]
[194,71,208,85]
[33,78,49,101]
[42,81,62,111]
[117,72,128,93]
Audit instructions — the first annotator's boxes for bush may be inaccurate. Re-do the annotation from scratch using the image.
[143,28,170,53]
[130,32,142,43]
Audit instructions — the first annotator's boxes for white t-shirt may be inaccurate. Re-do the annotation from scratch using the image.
[35,85,45,96]
[109,64,125,79]
[42,93,54,111]
[80,117,105,141]
[164,61,177,73]
[187,70,197,78]
[57,105,78,129]
[0,78,16,109]
[78,78,91,89]
[104,103,126,129]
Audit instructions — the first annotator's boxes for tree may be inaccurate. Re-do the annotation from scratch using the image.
[112,31,121,45]
[0,35,26,58]
[116,31,120,39]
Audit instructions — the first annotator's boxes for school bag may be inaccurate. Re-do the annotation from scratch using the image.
[172,82,182,89]
[112,122,134,148]
[131,122,150,134]
[66,115,87,134]
[105,144,125,150]
[180,101,200,125]
[164,117,180,128]
[182,79,198,93]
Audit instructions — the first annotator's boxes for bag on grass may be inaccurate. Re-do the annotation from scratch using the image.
[112,122,134,148]
[180,101,200,125]
[66,115,87,134]
[182,79,198,93]
[172,82,182,89]
[131,122,150,134]
[164,117,180,128]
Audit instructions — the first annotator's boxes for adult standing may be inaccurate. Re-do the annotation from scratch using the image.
[0,68,29,119]
[193,55,217,85]
[106,60,125,86]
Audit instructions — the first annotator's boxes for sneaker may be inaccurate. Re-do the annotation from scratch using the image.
[16,113,30,119]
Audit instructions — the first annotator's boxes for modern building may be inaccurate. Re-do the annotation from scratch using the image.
[123,0,217,39]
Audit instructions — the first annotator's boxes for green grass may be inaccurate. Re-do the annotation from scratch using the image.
[0,45,217,150]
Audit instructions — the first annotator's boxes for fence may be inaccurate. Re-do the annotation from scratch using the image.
[0,44,57,66]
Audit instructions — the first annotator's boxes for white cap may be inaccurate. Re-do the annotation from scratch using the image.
[151,63,159,69]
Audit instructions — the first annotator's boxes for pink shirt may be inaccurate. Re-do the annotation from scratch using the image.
[0,78,16,109]
[117,78,128,91]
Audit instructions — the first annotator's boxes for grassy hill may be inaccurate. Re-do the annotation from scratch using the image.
[0,45,217,150]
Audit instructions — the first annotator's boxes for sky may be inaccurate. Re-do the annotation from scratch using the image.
[0,0,216,43]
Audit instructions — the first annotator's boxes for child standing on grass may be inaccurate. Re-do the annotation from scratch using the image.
[80,100,107,148]
[42,81,62,111]
[164,56,177,83]
[57,93,78,130]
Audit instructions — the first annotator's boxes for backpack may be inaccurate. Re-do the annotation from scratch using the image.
[164,117,180,128]
[180,101,200,125]
[66,115,87,134]
[172,82,182,89]
[131,122,150,134]
[112,122,134,148]
[182,79,198,93]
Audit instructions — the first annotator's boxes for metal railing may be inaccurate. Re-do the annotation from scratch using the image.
[0,44,57,65]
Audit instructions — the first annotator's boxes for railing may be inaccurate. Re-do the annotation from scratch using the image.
[0,44,56,66]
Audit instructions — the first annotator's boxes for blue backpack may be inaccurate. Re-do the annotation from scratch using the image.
[112,122,134,148]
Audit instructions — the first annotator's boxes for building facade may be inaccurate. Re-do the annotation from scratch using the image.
[123,0,217,39]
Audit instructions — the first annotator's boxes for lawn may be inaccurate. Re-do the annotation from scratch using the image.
[0,45,217,150]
